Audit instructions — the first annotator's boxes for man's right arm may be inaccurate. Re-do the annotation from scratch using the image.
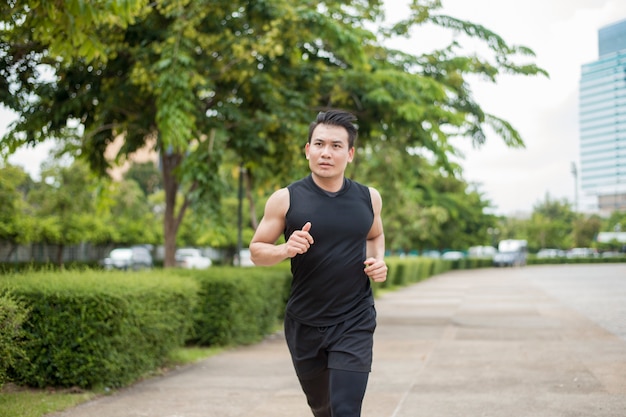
[250,188,314,266]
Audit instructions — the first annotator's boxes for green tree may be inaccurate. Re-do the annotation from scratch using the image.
[493,215,529,247]
[26,160,108,266]
[125,162,162,196]
[0,164,36,260]
[100,178,162,246]
[603,210,626,233]
[0,0,547,265]
[572,215,602,248]
[356,147,496,252]
[523,194,577,251]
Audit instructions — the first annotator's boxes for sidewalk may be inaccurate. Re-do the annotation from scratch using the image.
[50,266,626,417]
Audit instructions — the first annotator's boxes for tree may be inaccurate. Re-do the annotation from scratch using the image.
[26,160,109,266]
[572,215,602,248]
[100,178,162,246]
[0,1,547,265]
[0,164,36,260]
[125,162,162,196]
[603,210,626,233]
[527,194,576,250]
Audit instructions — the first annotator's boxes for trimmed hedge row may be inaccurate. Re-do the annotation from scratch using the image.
[381,257,443,289]
[381,257,492,290]
[526,256,626,265]
[0,270,199,389]
[0,257,487,389]
[0,265,292,389]
[183,265,292,346]
[0,291,28,389]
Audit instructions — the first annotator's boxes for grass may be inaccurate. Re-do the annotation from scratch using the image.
[0,345,222,417]
[0,386,95,417]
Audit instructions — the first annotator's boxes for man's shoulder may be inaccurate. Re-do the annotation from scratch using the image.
[346,178,374,194]
[286,176,314,193]
[266,187,290,209]
[288,175,311,187]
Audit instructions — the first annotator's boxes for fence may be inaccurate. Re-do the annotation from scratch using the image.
[0,242,116,264]
[0,242,227,264]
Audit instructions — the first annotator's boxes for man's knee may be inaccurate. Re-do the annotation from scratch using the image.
[329,369,369,417]
[299,370,331,417]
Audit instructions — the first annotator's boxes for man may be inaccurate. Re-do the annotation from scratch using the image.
[250,109,387,417]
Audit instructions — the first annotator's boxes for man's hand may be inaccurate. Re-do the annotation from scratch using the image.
[364,257,387,282]
[285,222,314,258]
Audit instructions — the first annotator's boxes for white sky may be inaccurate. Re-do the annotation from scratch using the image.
[384,0,626,216]
[3,0,626,216]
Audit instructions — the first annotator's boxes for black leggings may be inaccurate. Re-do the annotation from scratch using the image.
[298,368,369,417]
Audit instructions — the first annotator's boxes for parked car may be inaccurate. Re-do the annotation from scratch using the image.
[441,251,465,261]
[493,239,527,267]
[102,246,153,271]
[175,248,212,269]
[536,248,566,259]
[420,250,441,259]
[566,248,598,258]
[468,245,497,258]
[600,251,622,258]
[234,248,255,267]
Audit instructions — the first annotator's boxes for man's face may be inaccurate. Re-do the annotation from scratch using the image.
[305,124,354,180]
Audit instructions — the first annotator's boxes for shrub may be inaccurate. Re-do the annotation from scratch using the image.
[0,290,28,388]
[188,266,291,346]
[0,270,198,389]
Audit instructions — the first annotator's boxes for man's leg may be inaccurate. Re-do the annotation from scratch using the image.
[329,368,369,417]
[298,369,331,417]
[285,316,332,417]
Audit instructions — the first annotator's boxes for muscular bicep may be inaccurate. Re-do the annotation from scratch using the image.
[250,188,289,245]
[367,187,384,240]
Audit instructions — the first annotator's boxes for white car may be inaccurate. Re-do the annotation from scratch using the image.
[102,247,153,271]
[566,248,598,258]
[441,251,465,261]
[175,248,212,269]
[536,248,566,259]
[235,248,255,267]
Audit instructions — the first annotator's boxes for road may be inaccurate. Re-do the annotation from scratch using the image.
[521,263,626,341]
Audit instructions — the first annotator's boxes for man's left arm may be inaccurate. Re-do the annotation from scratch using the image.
[364,187,387,282]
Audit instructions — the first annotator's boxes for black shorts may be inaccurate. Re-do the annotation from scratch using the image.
[284,306,377,379]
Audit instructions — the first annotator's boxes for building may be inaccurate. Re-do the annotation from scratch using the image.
[579,18,626,215]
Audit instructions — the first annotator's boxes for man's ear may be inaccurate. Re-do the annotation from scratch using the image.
[347,146,355,162]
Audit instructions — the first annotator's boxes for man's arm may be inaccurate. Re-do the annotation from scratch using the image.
[364,187,387,282]
[249,188,314,266]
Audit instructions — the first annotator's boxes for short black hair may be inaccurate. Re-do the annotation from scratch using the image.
[308,109,358,147]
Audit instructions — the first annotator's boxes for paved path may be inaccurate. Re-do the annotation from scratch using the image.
[50,264,626,417]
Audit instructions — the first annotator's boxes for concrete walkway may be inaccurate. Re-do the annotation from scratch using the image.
[50,265,626,417]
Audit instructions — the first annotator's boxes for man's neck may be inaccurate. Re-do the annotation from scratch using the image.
[311,174,345,193]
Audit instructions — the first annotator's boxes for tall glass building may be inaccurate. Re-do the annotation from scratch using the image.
[579,18,626,214]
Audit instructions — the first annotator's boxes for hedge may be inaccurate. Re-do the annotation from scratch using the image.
[183,265,291,346]
[0,270,198,389]
[0,291,28,388]
[0,256,492,390]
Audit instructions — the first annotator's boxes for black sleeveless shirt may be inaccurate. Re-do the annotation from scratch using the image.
[284,175,375,326]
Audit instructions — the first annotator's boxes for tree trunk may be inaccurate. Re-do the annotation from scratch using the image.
[161,150,183,268]
[56,244,64,269]
[5,243,16,262]
[245,169,259,230]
